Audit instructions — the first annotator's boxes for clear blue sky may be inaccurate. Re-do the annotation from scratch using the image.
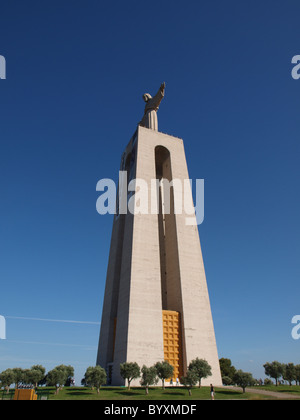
[0,0,299,385]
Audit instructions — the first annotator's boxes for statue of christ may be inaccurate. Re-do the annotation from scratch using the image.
[139,82,165,131]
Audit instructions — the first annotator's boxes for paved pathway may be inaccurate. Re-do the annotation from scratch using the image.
[227,386,300,399]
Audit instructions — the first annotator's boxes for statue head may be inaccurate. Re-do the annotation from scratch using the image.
[143,93,152,103]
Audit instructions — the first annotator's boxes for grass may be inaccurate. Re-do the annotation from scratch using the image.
[4,385,299,400]
[47,386,272,400]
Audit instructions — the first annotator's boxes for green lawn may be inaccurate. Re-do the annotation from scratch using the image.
[4,385,298,400]
[48,386,271,400]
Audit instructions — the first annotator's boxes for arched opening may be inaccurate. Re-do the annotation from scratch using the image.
[155,146,185,381]
[155,146,182,312]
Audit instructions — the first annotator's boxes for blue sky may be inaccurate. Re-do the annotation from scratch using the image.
[0,0,299,385]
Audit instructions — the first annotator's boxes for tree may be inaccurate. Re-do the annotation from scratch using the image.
[263,361,284,386]
[219,358,236,381]
[46,365,74,394]
[23,367,45,388]
[84,366,107,394]
[188,358,212,388]
[0,369,16,393]
[180,369,198,396]
[55,364,74,385]
[11,368,24,389]
[46,368,66,394]
[283,363,296,386]
[120,362,140,390]
[222,376,233,386]
[154,361,174,390]
[233,370,255,393]
[295,365,300,386]
[140,365,158,395]
[31,365,46,385]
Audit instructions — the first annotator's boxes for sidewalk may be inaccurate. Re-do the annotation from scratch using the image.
[226,386,300,400]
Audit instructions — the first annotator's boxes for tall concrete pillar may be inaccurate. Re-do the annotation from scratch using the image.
[97,126,222,386]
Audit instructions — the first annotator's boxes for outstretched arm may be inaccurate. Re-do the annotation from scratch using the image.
[151,82,165,108]
[159,82,166,96]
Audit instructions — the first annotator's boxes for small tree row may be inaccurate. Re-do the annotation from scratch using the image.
[220,358,300,388]
[119,361,174,393]
[0,365,46,393]
[0,364,74,395]
[119,358,213,396]
[82,362,175,396]
[264,361,300,386]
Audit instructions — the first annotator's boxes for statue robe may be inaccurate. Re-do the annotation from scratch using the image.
[139,88,164,131]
